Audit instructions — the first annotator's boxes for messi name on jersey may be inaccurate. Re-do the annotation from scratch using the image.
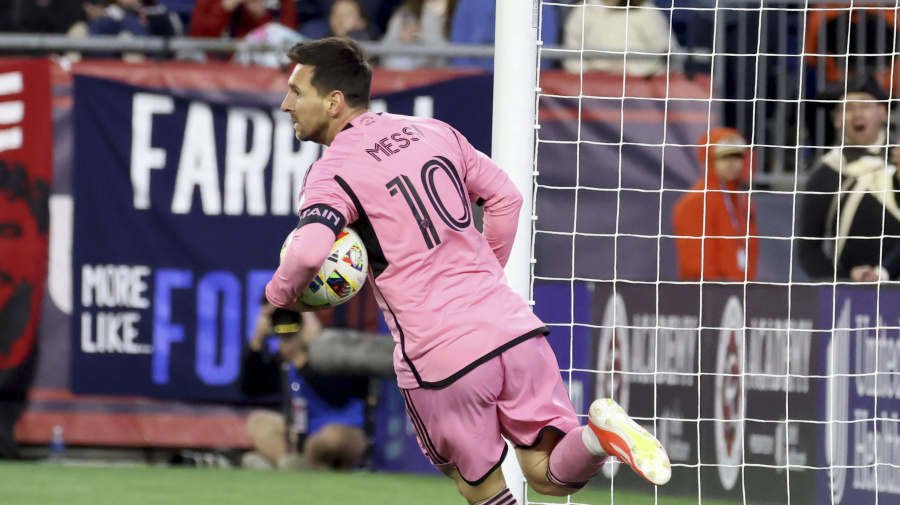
[364,126,425,162]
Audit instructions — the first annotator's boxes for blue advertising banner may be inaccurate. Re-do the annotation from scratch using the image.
[72,75,307,400]
[816,286,900,505]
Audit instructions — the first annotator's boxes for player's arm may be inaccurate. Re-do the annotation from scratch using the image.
[266,191,352,312]
[480,178,523,268]
[451,129,523,267]
[267,162,358,311]
[266,222,336,312]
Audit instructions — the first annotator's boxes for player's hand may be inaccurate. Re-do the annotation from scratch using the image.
[287,299,331,313]
[850,265,888,282]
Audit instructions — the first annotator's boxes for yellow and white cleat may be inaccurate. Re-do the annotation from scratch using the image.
[588,398,672,486]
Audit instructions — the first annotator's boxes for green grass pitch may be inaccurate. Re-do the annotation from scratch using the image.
[0,462,734,505]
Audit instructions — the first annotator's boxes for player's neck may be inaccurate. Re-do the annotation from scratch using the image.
[324,107,370,146]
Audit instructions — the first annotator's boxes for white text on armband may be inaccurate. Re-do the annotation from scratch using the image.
[297,204,346,235]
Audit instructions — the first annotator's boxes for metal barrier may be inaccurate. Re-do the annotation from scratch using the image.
[0,34,496,59]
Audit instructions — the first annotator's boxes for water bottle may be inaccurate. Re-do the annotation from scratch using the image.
[49,425,65,463]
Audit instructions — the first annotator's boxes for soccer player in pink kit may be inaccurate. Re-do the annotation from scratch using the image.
[266,38,671,504]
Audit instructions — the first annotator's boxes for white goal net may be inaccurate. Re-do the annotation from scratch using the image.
[528,1,900,504]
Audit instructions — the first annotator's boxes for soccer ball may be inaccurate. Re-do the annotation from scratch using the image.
[280,227,368,307]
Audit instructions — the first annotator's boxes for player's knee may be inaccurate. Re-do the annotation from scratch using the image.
[525,473,573,497]
[517,432,571,497]
[523,461,579,498]
[520,461,585,497]
[449,467,506,504]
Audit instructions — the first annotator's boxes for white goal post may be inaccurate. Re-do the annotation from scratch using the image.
[493,0,540,501]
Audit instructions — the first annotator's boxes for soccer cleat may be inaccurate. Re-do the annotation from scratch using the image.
[588,398,672,486]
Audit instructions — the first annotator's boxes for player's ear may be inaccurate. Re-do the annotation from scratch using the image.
[326,90,345,117]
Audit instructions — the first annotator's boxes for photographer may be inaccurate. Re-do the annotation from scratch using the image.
[240,302,378,470]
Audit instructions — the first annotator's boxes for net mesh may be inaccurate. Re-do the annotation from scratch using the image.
[528,1,900,504]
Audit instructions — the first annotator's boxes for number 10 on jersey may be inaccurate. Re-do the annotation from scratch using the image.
[386,156,472,250]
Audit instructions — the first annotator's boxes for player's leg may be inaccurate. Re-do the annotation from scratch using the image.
[514,427,606,496]
[244,409,290,468]
[303,424,367,469]
[497,337,606,495]
[515,402,672,493]
[402,356,524,504]
[500,337,671,491]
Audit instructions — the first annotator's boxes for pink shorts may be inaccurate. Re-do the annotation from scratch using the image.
[401,336,579,485]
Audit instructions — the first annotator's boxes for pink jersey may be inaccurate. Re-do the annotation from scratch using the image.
[268,112,547,389]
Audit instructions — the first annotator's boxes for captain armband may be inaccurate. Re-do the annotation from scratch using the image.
[297,204,347,236]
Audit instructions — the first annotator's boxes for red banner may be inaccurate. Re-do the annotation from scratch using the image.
[0,59,52,384]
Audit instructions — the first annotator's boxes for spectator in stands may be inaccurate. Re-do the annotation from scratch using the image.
[804,4,899,148]
[662,0,715,51]
[239,301,371,470]
[380,0,456,70]
[188,0,296,39]
[562,0,679,77]
[327,0,378,40]
[673,127,758,281]
[88,0,145,39]
[64,0,183,61]
[798,75,900,282]
[448,0,559,71]
[805,4,899,98]
[88,0,183,37]
[296,0,400,41]
[141,0,185,37]
[0,0,86,34]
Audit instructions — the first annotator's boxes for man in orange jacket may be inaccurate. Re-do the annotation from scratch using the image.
[673,128,759,281]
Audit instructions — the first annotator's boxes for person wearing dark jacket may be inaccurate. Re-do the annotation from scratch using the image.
[798,74,900,282]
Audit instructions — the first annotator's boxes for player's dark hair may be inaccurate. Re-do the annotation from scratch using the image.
[286,38,372,109]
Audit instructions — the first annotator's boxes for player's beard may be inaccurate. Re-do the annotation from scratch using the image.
[298,122,327,145]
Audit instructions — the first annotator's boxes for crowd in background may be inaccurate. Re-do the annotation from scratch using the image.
[0,0,696,72]
[3,0,899,283]
[4,0,900,283]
